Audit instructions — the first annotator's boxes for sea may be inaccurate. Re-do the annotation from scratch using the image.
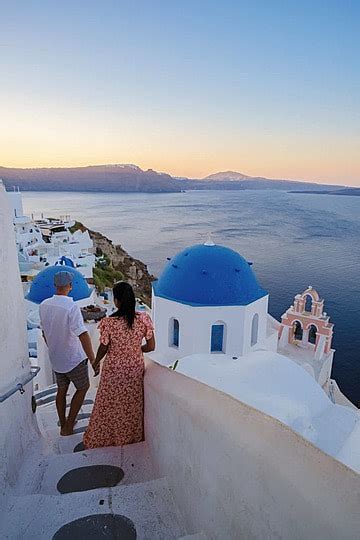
[23,190,360,405]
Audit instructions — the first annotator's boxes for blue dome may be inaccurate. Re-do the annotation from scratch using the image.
[153,243,267,307]
[26,265,91,304]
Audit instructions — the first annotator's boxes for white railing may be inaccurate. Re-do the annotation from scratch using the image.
[0,366,40,403]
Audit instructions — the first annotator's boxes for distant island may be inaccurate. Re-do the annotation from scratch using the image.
[0,164,346,193]
[290,188,360,197]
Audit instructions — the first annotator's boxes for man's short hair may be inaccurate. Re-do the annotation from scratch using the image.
[54,271,73,287]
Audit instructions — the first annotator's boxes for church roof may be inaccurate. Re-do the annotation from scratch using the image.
[153,243,267,306]
[26,265,91,304]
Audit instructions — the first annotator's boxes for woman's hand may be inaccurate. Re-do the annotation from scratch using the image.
[92,361,100,377]
[142,333,155,353]
[92,343,109,376]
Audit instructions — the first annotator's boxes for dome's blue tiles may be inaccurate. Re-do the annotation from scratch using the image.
[26,265,91,304]
[153,244,267,307]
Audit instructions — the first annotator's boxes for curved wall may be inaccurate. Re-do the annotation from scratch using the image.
[144,358,360,539]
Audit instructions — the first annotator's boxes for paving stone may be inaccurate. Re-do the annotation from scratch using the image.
[57,465,124,494]
[52,513,136,539]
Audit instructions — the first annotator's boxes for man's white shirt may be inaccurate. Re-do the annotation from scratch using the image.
[39,295,87,373]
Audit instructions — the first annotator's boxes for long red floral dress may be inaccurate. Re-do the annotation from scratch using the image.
[83,312,154,449]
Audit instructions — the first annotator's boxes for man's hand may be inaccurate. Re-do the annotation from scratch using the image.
[92,361,100,377]
[91,343,109,377]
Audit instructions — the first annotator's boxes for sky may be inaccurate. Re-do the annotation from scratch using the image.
[0,0,359,185]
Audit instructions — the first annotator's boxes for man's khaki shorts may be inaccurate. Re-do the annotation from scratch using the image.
[54,359,89,390]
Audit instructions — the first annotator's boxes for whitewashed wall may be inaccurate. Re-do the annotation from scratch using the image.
[0,183,39,490]
[144,358,360,539]
[6,191,24,218]
[152,294,270,359]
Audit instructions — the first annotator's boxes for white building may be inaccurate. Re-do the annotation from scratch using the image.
[150,241,360,471]
[152,241,278,363]
[6,188,96,280]
[151,241,353,405]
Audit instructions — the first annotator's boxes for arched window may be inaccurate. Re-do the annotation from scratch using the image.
[293,321,303,341]
[211,323,225,353]
[304,295,312,313]
[308,324,317,345]
[251,313,259,346]
[169,318,179,348]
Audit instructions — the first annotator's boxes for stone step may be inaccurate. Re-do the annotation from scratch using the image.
[17,442,159,496]
[0,478,187,539]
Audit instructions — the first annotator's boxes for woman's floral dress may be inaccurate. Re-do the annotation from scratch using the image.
[83,312,154,449]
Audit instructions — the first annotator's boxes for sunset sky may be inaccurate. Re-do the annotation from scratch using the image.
[1,1,359,185]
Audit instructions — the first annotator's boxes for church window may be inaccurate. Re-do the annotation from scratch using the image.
[170,318,179,348]
[251,313,259,346]
[211,324,225,353]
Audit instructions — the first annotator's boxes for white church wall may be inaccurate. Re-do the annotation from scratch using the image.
[6,191,24,218]
[144,358,360,539]
[242,295,269,354]
[318,352,334,388]
[264,330,279,351]
[152,293,270,359]
[0,183,40,490]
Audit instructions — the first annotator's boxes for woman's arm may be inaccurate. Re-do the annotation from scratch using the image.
[93,343,109,375]
[142,334,155,353]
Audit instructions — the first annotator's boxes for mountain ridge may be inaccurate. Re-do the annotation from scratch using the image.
[0,163,345,193]
[203,170,254,181]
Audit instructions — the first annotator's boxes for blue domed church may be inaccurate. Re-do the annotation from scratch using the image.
[152,241,278,361]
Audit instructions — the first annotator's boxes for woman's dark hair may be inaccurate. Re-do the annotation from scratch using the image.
[111,281,136,328]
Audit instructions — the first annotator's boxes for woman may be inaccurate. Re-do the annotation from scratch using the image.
[83,282,155,448]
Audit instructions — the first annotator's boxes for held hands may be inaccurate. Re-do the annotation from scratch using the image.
[90,343,108,377]
[89,355,100,377]
[93,363,100,377]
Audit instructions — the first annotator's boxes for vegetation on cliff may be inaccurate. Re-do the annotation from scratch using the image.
[70,221,154,305]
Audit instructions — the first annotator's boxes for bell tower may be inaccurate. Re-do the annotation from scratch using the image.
[279,287,334,360]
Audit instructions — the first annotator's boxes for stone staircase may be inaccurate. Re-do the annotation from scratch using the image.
[0,386,205,539]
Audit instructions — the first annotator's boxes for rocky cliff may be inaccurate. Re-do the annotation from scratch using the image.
[72,222,155,305]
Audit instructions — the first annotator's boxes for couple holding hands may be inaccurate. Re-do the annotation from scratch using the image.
[40,271,155,448]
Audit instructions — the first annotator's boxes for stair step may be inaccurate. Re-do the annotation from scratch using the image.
[16,442,159,496]
[0,478,186,539]
[56,464,124,494]
[53,513,136,539]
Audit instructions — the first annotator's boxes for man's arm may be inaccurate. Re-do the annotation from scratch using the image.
[79,331,96,366]
[69,304,96,371]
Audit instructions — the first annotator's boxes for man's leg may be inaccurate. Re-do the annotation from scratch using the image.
[62,387,89,435]
[56,387,68,429]
[54,372,69,430]
[61,360,90,436]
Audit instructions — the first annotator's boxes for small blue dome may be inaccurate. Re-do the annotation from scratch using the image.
[153,243,267,307]
[26,266,91,304]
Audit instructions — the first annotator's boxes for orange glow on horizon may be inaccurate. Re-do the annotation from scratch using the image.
[0,102,359,187]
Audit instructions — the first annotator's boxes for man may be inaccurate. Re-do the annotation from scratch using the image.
[39,270,96,436]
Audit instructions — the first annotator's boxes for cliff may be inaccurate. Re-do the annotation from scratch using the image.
[0,164,182,193]
[71,221,155,305]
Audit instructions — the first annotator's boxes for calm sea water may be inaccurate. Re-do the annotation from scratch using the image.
[23,190,360,404]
